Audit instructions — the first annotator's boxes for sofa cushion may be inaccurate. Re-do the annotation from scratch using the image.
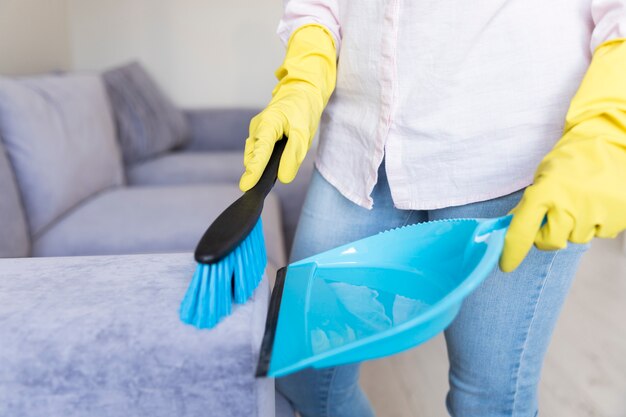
[127,150,316,253]
[33,184,286,267]
[0,74,124,236]
[0,143,30,257]
[126,151,243,186]
[103,62,189,164]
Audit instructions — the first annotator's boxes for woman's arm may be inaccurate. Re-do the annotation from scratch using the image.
[238,1,340,191]
[501,38,626,272]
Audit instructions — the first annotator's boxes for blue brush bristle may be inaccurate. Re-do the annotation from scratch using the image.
[179,218,267,329]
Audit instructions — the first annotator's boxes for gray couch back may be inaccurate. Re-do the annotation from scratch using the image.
[0,139,30,257]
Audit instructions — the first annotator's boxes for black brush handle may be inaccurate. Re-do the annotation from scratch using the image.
[194,137,287,264]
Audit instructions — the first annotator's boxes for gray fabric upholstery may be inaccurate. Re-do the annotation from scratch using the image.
[182,108,260,152]
[33,184,286,267]
[103,62,189,164]
[0,254,276,417]
[126,150,315,254]
[0,143,30,257]
[126,151,243,186]
[0,74,124,236]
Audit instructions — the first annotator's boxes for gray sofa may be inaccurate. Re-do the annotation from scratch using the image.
[0,67,312,416]
[0,84,311,262]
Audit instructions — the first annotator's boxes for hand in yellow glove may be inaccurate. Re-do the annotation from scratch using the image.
[500,39,626,272]
[239,24,337,191]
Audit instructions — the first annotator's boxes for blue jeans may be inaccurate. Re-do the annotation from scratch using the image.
[276,166,587,417]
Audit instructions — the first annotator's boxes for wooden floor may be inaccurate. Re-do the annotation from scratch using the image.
[361,238,626,417]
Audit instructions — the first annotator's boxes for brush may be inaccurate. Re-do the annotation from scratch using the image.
[180,137,287,329]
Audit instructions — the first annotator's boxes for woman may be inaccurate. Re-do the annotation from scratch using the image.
[240,1,626,416]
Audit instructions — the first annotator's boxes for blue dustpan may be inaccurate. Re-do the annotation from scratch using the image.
[256,216,511,378]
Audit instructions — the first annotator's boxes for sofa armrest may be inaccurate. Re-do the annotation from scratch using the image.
[182,108,261,152]
[0,254,278,417]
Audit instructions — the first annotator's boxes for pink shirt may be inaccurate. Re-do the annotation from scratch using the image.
[278,0,626,210]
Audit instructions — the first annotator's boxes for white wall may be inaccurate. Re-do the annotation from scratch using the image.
[0,0,71,75]
[67,0,285,108]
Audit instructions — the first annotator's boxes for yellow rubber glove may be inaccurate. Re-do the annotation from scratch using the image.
[239,24,337,191]
[500,39,626,272]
